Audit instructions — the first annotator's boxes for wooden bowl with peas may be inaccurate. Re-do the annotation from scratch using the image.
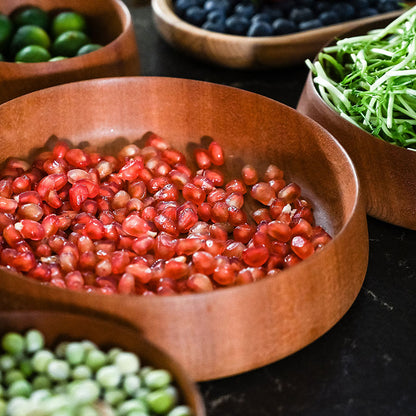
[0,0,140,105]
[297,10,416,230]
[0,310,205,415]
[0,76,368,381]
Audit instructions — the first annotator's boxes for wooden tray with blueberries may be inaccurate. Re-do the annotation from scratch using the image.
[151,0,416,69]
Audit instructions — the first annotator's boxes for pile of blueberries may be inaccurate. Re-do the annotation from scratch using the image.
[173,0,402,36]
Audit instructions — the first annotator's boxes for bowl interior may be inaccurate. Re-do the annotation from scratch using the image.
[0,309,206,415]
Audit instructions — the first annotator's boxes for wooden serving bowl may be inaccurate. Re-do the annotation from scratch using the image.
[0,0,140,105]
[297,18,416,230]
[0,310,205,415]
[151,0,408,69]
[0,77,368,381]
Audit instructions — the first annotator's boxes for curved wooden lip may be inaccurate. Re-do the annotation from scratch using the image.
[0,309,206,415]
[0,75,363,303]
[152,0,404,45]
[0,0,133,70]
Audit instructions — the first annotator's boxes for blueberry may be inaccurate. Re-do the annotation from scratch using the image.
[289,7,315,24]
[357,7,378,17]
[272,18,297,35]
[377,0,400,12]
[351,0,370,9]
[315,1,331,13]
[225,15,250,35]
[206,9,226,24]
[319,10,340,25]
[299,19,323,31]
[184,6,208,25]
[234,2,256,18]
[261,5,283,20]
[298,0,315,7]
[331,3,355,21]
[277,0,296,13]
[202,20,226,32]
[203,0,231,14]
[252,12,273,24]
[174,0,200,17]
[247,21,273,36]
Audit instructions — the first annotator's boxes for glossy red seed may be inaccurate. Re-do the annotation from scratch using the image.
[13,251,37,272]
[118,144,141,159]
[118,159,144,181]
[118,273,136,294]
[187,273,214,292]
[65,271,84,290]
[79,251,97,271]
[17,203,43,221]
[146,133,170,150]
[283,253,302,268]
[208,141,224,166]
[84,218,105,240]
[291,218,313,238]
[227,206,247,226]
[122,213,151,237]
[192,251,215,275]
[252,208,271,224]
[233,223,255,244]
[0,213,15,232]
[75,179,99,199]
[0,196,18,213]
[175,237,203,256]
[267,220,292,242]
[213,263,235,286]
[131,235,155,255]
[223,241,245,258]
[154,233,177,259]
[59,243,79,273]
[203,169,224,187]
[242,246,269,267]
[161,148,186,166]
[111,250,130,274]
[3,224,23,247]
[204,238,225,256]
[211,201,229,223]
[12,175,31,194]
[29,263,51,282]
[207,188,226,204]
[65,149,91,168]
[164,258,189,279]
[37,173,67,198]
[182,183,205,205]
[52,140,70,159]
[264,164,284,181]
[241,164,258,185]
[194,148,211,169]
[0,178,13,198]
[126,261,152,284]
[251,182,275,206]
[43,158,68,175]
[278,182,301,204]
[154,184,179,202]
[236,268,254,285]
[15,220,45,241]
[154,214,178,236]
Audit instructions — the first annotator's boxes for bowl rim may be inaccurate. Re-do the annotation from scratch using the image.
[0,75,363,302]
[151,0,406,45]
[305,16,416,156]
[0,0,132,68]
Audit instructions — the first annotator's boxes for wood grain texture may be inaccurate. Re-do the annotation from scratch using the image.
[0,77,368,381]
[297,19,416,230]
[151,0,409,69]
[0,0,140,105]
[0,310,205,415]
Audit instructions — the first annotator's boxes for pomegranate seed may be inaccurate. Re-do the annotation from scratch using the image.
[211,201,229,223]
[267,221,292,242]
[192,175,215,193]
[37,174,67,198]
[12,175,31,194]
[242,246,269,267]
[175,237,202,256]
[264,164,284,181]
[13,251,37,272]
[69,184,89,211]
[213,263,235,286]
[194,148,211,169]
[164,257,189,279]
[225,192,244,209]
[168,169,190,189]
[59,243,79,273]
[227,206,247,226]
[225,179,247,195]
[241,164,258,185]
[52,140,70,159]
[154,184,179,202]
[269,179,286,193]
[208,141,224,166]
[122,213,151,237]
[118,273,136,294]
[251,231,272,249]
[17,203,43,221]
[284,253,301,268]
[14,220,45,241]
[3,224,23,247]
[147,177,170,194]
[65,271,84,290]
[0,213,15,232]
[203,169,224,187]
[65,149,91,168]
[177,207,198,234]
[270,240,290,257]
[154,233,177,259]
[0,197,18,214]
[131,235,154,255]
[187,273,214,292]
[96,258,112,277]
[204,238,225,256]
[207,188,226,204]
[84,218,105,240]
[251,182,275,206]
[236,268,254,285]
[292,207,315,225]
[182,183,205,205]
[278,182,302,204]
[154,214,178,236]
[43,158,68,175]
[17,191,42,205]
[310,226,332,249]
[223,241,245,258]
[118,159,144,181]
[146,133,170,150]
[269,198,286,219]
[161,148,186,166]
[252,208,271,224]
[196,203,211,222]
[233,223,255,244]
[111,250,130,274]
[291,218,313,238]
[118,144,141,159]
[0,178,13,198]
[29,263,51,282]
[96,160,114,179]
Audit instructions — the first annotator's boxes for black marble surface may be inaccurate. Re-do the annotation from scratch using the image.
[126,2,416,415]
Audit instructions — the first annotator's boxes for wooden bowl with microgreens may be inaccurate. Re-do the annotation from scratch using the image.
[0,0,140,105]
[0,76,368,381]
[297,7,416,230]
[0,310,206,415]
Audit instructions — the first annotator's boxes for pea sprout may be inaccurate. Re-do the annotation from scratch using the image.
[306,5,416,149]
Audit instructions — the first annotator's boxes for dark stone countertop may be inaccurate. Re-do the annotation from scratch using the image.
[126,2,416,415]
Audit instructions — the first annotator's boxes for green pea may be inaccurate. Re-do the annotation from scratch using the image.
[19,358,33,378]
[114,351,140,375]
[68,380,100,405]
[123,374,141,396]
[0,354,16,371]
[145,387,176,414]
[78,405,101,416]
[71,364,92,380]
[85,349,107,371]
[4,369,24,386]
[41,394,72,413]
[54,341,69,358]
[0,398,6,416]
[31,349,54,373]
[96,365,121,388]
[1,332,25,356]
[103,388,127,406]
[5,397,30,415]
[65,342,86,366]
[32,374,52,390]
[0,385,3,399]
[24,329,44,354]
[8,379,32,398]
[167,405,193,416]
[107,347,122,363]
[117,398,148,415]
[47,359,70,381]
[144,369,172,390]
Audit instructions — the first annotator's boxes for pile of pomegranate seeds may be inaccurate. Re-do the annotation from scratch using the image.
[0,133,332,296]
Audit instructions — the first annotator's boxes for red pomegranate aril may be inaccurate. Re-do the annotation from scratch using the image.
[204,238,225,256]
[236,268,254,285]
[43,158,68,175]
[264,164,284,181]
[14,220,45,241]
[122,213,151,237]
[16,191,42,205]
[268,179,286,193]
[17,203,43,221]
[118,159,144,181]
[203,169,224,187]
[0,213,15,232]
[252,208,271,224]
[227,206,247,226]
[310,226,332,248]
[168,169,189,189]
[113,207,127,224]
[233,223,255,244]
[242,246,269,267]
[125,198,144,214]
[251,182,275,206]
[59,243,79,273]
[213,263,235,286]
[6,158,30,172]
[208,141,224,166]
[65,271,84,290]
[81,199,98,216]
[177,207,198,234]
[278,182,302,204]
[192,175,215,193]
[270,240,290,257]
[154,184,179,202]
[147,177,170,195]
[164,257,189,279]
[111,250,130,274]
[29,263,51,282]
[131,235,154,255]
[76,235,95,252]
[251,231,272,249]
[207,189,226,205]
[3,224,23,247]
[95,258,112,277]
[291,218,313,238]
[0,178,13,198]
[192,250,215,275]
[12,175,31,194]
[269,198,286,219]
[126,261,152,284]
[118,272,135,295]
[267,220,292,242]
[187,273,214,292]
[211,201,229,223]
[194,148,211,169]
[79,251,97,271]
[266,254,284,271]
[13,251,37,272]
[241,164,258,185]
[84,218,105,241]
[154,233,176,259]
[182,183,205,205]
[146,133,170,150]
[48,235,66,254]
[0,197,18,214]
[292,207,314,225]
[225,192,244,209]
[175,237,202,256]
[118,144,141,159]
[69,183,89,211]
[52,140,70,159]
[284,253,302,268]
[225,179,247,195]
[154,214,178,236]
[96,160,114,179]
[223,240,245,258]
[161,148,186,166]
[74,179,99,199]
[64,149,91,168]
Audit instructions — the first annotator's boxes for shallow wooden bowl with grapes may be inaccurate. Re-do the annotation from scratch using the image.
[0,309,206,415]
[0,76,368,381]
[297,18,416,230]
[151,0,411,69]
[0,0,140,105]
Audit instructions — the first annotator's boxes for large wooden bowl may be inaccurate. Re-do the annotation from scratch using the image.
[0,310,205,415]
[297,19,416,230]
[151,0,408,69]
[0,0,140,105]
[0,77,368,381]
